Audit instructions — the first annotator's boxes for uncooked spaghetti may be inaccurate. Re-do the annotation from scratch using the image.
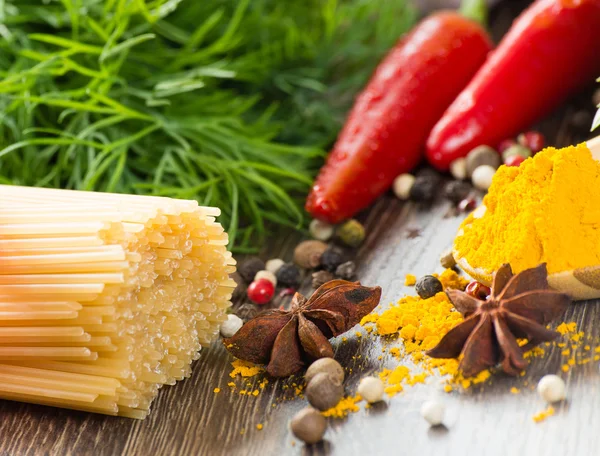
[0,185,235,418]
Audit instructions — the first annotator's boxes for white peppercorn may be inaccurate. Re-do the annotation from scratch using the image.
[220,314,244,338]
[254,270,277,287]
[393,174,416,200]
[420,400,445,426]
[450,157,467,180]
[537,375,566,403]
[309,219,335,242]
[440,249,456,269]
[471,165,496,191]
[265,258,285,275]
[357,376,384,403]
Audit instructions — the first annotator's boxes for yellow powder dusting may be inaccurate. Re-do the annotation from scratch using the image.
[252,390,259,396]
[510,387,520,394]
[454,143,600,275]
[405,274,417,286]
[444,385,453,393]
[229,359,263,378]
[322,395,362,418]
[362,291,492,390]
[436,269,470,290]
[213,388,221,393]
[389,347,401,359]
[259,379,269,389]
[256,424,263,430]
[524,346,545,359]
[533,406,555,423]
[384,384,404,397]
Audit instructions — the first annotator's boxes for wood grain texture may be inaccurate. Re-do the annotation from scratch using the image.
[1,1,599,455]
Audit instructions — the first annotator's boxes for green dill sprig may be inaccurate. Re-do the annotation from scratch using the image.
[0,0,415,251]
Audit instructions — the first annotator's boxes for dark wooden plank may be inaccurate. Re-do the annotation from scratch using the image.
[0,1,599,455]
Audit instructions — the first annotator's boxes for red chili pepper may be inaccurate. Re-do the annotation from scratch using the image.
[426,0,600,171]
[305,8,492,224]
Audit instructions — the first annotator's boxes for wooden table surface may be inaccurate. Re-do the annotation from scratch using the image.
[1,1,599,455]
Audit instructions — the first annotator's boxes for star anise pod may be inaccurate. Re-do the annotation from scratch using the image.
[223,280,381,377]
[426,263,570,377]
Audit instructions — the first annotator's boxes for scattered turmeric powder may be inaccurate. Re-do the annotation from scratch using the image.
[213,388,221,393]
[533,406,555,423]
[229,359,263,378]
[256,424,263,430]
[405,274,417,286]
[510,387,520,394]
[434,269,470,290]
[322,395,362,418]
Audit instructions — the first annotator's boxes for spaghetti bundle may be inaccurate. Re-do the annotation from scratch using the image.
[0,185,235,418]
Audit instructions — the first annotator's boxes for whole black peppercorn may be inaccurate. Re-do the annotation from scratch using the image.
[409,176,436,202]
[276,263,301,287]
[335,261,356,280]
[443,181,472,204]
[415,168,441,182]
[238,257,265,284]
[320,248,343,272]
[570,110,593,132]
[415,275,443,299]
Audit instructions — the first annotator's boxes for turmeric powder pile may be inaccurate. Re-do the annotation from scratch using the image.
[455,143,600,275]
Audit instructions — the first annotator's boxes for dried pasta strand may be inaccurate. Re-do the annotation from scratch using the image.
[0,185,234,418]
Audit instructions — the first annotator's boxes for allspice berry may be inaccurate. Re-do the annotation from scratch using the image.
[415,275,443,299]
[305,373,344,411]
[305,357,345,385]
[294,240,328,269]
[290,408,327,444]
[465,145,500,177]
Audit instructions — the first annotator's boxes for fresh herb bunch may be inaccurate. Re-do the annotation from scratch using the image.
[0,0,415,252]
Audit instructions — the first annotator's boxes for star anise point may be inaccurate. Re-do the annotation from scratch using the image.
[428,263,570,377]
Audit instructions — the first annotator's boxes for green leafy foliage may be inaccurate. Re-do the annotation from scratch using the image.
[0,0,416,251]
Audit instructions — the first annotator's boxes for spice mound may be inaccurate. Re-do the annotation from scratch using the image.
[454,143,600,276]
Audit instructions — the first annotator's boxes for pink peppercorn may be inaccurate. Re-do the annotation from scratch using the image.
[247,279,275,305]
[517,131,545,154]
[465,281,491,300]
[458,198,476,213]
[279,287,296,298]
[504,155,525,167]
[497,138,517,153]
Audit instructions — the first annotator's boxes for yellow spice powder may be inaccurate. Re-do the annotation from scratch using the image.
[455,143,600,275]
[229,359,263,378]
[322,395,362,418]
[533,406,555,423]
[405,274,417,286]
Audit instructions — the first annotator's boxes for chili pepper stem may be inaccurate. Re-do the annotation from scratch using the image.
[459,0,488,26]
